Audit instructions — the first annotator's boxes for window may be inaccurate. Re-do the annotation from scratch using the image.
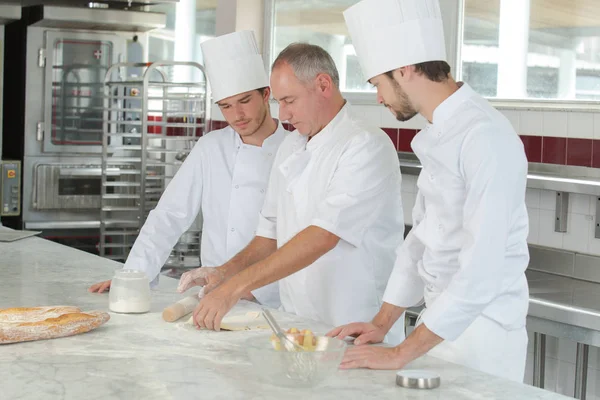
[147,2,217,82]
[268,0,375,93]
[462,0,600,101]
[268,0,600,103]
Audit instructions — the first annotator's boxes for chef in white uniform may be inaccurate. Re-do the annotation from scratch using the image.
[89,31,286,308]
[181,43,406,345]
[328,0,530,382]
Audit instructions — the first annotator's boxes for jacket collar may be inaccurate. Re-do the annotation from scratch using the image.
[431,82,474,126]
[233,119,287,150]
[304,101,351,151]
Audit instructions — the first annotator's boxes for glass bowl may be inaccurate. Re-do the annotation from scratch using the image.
[245,333,346,388]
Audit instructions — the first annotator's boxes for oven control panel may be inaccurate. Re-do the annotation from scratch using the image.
[1,160,21,217]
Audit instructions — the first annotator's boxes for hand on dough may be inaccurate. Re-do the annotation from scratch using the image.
[192,280,242,331]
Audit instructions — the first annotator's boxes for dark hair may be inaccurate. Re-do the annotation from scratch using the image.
[272,43,340,89]
[386,61,451,83]
[257,87,268,95]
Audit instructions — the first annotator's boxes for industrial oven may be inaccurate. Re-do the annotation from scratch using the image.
[1,1,172,254]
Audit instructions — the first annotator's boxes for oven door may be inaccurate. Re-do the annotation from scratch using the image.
[33,163,120,210]
[43,31,125,154]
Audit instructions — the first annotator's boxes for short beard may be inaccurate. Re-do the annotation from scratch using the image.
[389,79,417,122]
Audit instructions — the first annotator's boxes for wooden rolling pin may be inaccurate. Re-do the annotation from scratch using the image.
[162,296,200,322]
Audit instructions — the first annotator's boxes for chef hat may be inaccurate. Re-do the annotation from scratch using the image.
[343,0,447,81]
[200,30,269,102]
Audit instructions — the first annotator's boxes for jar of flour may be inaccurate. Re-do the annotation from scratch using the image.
[108,270,151,314]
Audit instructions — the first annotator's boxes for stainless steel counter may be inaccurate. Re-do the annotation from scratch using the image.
[527,270,600,335]
[398,152,600,196]
[525,270,600,399]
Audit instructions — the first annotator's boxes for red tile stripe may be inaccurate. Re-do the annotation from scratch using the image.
[521,135,596,167]
[208,119,596,168]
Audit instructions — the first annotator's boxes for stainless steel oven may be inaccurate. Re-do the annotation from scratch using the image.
[1,3,167,234]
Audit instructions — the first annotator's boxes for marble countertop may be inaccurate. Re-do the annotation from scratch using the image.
[0,232,568,399]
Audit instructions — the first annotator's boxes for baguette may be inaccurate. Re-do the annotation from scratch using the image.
[0,306,110,344]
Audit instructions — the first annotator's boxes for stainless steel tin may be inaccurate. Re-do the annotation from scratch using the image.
[395,370,441,389]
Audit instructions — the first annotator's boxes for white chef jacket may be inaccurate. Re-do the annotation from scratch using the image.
[124,123,288,308]
[256,103,406,344]
[383,83,530,342]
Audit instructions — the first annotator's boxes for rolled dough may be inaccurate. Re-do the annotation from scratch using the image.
[186,311,269,331]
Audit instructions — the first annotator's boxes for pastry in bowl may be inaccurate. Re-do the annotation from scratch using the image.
[247,328,346,388]
[269,327,317,351]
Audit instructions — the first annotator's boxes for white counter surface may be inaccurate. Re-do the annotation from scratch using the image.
[0,232,569,399]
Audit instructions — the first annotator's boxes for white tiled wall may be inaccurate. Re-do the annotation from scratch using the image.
[402,175,600,257]
[569,112,595,139]
[526,188,600,256]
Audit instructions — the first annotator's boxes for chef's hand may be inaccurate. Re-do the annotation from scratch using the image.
[177,266,225,294]
[340,345,405,370]
[326,322,386,345]
[192,281,242,331]
[88,280,111,293]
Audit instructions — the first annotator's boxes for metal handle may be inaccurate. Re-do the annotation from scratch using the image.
[36,122,44,142]
[262,308,285,337]
[261,308,303,352]
[58,167,120,177]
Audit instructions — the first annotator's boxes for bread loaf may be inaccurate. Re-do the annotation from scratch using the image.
[0,306,110,344]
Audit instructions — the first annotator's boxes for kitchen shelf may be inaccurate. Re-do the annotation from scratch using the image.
[99,61,208,266]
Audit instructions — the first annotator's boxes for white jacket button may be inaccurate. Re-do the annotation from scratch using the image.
[235,185,239,189]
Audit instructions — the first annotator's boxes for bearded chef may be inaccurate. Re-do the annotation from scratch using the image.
[328,0,530,382]
[89,31,286,308]
[178,43,407,345]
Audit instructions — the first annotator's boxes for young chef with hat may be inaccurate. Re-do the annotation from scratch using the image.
[89,30,286,308]
[329,0,530,382]
[179,43,407,345]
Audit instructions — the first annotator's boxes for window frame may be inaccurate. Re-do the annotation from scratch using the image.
[262,0,600,112]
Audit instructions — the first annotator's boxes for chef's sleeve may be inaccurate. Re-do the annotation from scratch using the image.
[420,126,528,341]
[311,132,401,248]
[124,139,205,284]
[255,153,280,240]
[382,190,427,308]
